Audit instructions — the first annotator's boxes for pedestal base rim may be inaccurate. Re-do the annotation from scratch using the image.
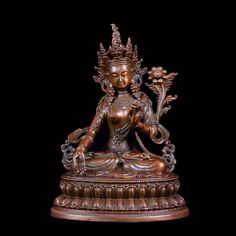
[51,206,189,222]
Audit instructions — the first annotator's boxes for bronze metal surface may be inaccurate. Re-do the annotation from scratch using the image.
[51,24,189,222]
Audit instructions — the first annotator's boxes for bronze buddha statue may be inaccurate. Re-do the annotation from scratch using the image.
[51,24,189,221]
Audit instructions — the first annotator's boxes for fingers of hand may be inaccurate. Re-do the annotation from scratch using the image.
[78,152,85,166]
[134,111,141,123]
[131,104,138,109]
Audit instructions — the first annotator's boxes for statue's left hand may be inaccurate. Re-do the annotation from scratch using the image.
[131,101,144,127]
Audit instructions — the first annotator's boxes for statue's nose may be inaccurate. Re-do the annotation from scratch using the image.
[118,75,123,81]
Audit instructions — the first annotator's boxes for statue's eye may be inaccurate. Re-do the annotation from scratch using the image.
[112,73,119,78]
[121,72,128,76]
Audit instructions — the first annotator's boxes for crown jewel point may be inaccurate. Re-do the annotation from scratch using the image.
[97,24,139,69]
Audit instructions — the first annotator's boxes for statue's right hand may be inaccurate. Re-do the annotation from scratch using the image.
[72,148,86,175]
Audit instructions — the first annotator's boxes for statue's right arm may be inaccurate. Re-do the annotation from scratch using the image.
[75,109,105,153]
[71,108,105,174]
[71,97,107,173]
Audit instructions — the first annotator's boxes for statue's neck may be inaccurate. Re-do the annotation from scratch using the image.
[117,90,129,97]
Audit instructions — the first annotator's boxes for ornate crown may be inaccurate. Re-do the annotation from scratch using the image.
[94,24,147,90]
[97,24,139,69]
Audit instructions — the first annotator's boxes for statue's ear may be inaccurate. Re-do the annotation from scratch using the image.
[131,73,136,83]
[130,73,134,83]
[103,72,109,80]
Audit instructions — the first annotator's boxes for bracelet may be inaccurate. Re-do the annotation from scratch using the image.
[81,135,94,143]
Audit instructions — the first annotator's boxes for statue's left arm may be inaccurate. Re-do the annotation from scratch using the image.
[133,95,158,143]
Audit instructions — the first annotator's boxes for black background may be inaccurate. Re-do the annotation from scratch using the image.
[10,1,230,233]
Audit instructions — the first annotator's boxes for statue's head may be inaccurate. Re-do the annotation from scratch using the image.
[93,24,147,94]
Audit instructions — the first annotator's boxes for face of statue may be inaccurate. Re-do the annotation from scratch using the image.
[108,64,132,90]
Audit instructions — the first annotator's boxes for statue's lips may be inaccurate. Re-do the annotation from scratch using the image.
[117,81,125,87]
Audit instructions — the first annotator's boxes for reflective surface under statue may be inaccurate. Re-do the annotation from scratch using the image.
[52,24,189,222]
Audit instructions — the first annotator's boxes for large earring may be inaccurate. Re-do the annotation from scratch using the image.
[134,73,142,86]
[131,74,141,99]
[104,79,115,105]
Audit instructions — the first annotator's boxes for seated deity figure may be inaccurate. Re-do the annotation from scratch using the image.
[62,24,177,178]
[51,24,189,222]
